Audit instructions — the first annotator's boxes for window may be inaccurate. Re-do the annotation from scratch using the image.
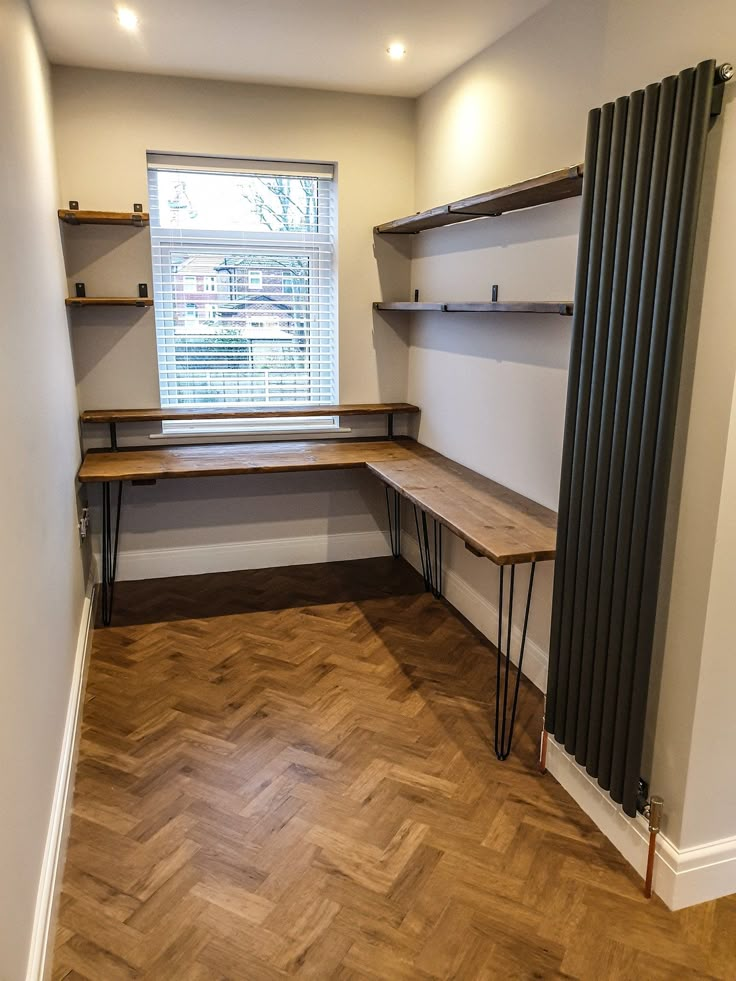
[147,154,337,422]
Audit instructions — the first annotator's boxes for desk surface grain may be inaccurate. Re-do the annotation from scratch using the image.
[78,438,556,565]
[367,448,556,565]
[78,438,415,482]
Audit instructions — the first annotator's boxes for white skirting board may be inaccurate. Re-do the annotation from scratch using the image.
[94,529,391,582]
[546,739,736,910]
[25,578,96,981]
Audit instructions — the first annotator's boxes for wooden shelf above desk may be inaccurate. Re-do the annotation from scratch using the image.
[375,301,574,316]
[374,165,584,235]
[66,296,154,307]
[58,210,150,225]
[80,402,419,424]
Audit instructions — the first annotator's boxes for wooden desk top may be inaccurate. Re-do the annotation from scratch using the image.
[367,446,557,566]
[78,438,556,565]
[78,439,415,483]
[81,403,419,424]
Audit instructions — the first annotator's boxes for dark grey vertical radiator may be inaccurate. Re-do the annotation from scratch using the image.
[546,59,730,817]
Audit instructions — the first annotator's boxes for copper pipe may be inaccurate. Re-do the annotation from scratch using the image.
[644,796,664,899]
[539,728,548,774]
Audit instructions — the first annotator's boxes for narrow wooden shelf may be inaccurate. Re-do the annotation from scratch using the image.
[374,302,446,312]
[58,210,149,226]
[66,297,153,307]
[375,301,574,316]
[81,402,420,424]
[375,165,583,235]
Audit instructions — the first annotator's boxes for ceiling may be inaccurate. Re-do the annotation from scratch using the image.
[30,0,550,98]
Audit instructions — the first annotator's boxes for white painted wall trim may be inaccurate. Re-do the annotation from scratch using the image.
[96,529,391,582]
[25,575,96,981]
[400,532,549,691]
[546,739,736,910]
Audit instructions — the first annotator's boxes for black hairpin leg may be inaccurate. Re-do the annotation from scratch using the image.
[100,481,123,626]
[385,485,401,558]
[494,561,536,761]
[413,506,443,598]
[413,505,431,591]
[429,516,443,599]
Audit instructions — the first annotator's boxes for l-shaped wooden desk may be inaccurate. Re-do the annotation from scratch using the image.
[78,403,556,760]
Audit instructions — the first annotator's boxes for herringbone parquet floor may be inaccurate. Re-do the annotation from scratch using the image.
[53,558,736,980]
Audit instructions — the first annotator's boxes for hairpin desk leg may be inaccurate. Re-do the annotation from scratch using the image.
[100,481,123,626]
[494,562,536,761]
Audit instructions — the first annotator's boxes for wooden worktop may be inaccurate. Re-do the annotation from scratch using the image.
[77,439,415,483]
[368,447,557,566]
[78,437,556,565]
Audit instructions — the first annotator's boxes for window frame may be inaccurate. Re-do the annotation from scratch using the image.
[147,156,338,437]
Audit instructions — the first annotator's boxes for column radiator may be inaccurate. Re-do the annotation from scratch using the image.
[546,59,729,817]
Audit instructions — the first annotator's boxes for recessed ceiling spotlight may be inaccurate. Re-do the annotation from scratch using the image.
[116,7,139,31]
[387,42,407,61]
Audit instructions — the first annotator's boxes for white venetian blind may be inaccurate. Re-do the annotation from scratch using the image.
[147,154,337,418]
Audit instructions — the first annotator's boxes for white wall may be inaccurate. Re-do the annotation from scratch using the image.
[51,67,416,572]
[391,0,736,857]
[0,1,87,977]
[678,380,736,850]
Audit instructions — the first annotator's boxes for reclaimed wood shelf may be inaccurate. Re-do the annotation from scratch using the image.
[66,296,153,307]
[58,209,149,226]
[375,165,583,235]
[375,301,574,316]
[81,402,420,424]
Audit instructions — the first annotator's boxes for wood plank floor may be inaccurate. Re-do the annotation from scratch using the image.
[53,558,736,980]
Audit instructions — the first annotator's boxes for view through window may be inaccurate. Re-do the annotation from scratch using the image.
[147,155,337,426]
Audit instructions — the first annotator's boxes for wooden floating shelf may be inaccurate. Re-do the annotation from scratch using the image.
[375,165,584,235]
[65,297,153,307]
[81,402,420,424]
[58,210,150,226]
[376,302,446,312]
[375,301,574,316]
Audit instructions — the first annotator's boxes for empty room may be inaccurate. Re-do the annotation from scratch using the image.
[2,0,736,977]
